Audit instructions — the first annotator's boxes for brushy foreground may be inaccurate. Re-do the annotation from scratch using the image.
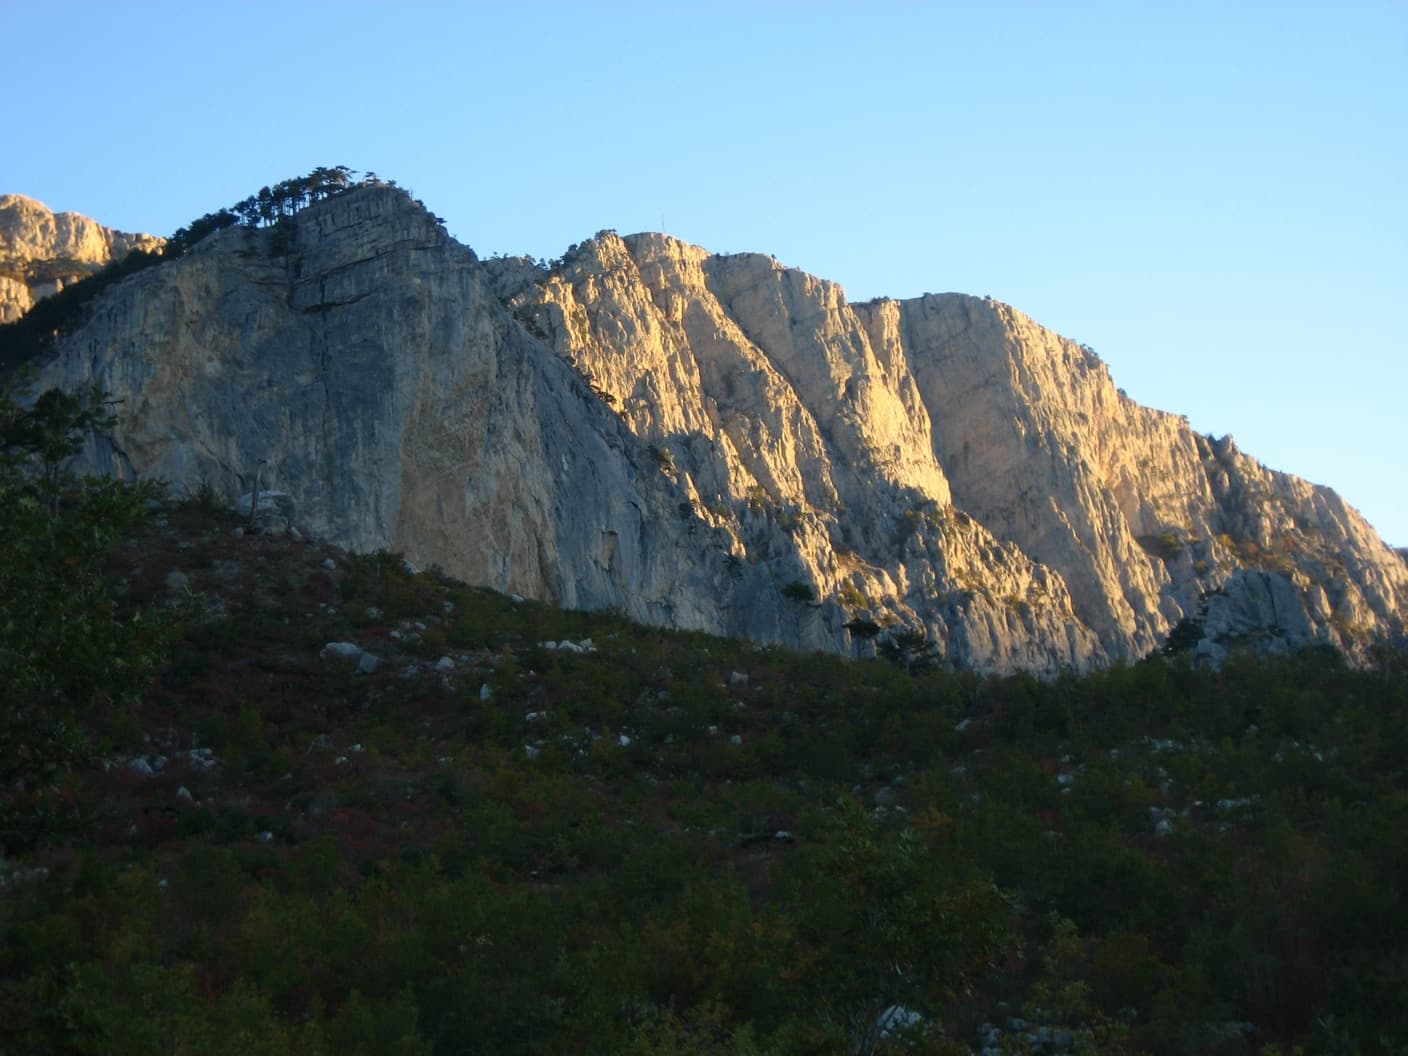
[2,464,1406,1055]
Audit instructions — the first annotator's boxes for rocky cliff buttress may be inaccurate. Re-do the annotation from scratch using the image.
[16,185,1408,671]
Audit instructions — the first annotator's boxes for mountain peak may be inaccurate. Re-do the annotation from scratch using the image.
[11,182,1408,670]
[0,193,163,323]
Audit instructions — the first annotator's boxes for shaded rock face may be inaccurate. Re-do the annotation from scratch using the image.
[23,187,1408,671]
[0,194,163,322]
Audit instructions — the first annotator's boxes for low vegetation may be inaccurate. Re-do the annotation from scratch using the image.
[2,389,1407,1055]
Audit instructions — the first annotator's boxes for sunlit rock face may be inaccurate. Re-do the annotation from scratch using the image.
[0,194,163,322]
[25,186,1408,670]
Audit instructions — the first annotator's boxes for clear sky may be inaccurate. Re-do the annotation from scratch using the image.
[6,1,1405,544]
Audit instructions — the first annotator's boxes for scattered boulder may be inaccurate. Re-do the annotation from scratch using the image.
[321,641,380,675]
[876,1005,923,1039]
[236,490,295,529]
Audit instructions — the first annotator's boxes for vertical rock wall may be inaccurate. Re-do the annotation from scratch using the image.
[23,187,1407,670]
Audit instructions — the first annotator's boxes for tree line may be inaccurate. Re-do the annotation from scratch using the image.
[165,166,390,254]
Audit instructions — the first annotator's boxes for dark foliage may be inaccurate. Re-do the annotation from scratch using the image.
[1,394,1406,1053]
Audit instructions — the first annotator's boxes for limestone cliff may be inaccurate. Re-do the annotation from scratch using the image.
[17,186,1408,670]
[0,194,163,322]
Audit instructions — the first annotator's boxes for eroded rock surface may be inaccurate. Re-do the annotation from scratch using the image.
[0,194,162,321]
[21,187,1408,670]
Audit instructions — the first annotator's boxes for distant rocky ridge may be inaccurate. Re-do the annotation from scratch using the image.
[0,194,163,323]
[12,184,1407,671]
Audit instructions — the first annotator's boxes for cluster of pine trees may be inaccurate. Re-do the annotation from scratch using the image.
[164,166,381,254]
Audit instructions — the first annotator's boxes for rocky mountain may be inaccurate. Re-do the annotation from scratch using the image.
[14,184,1407,671]
[0,193,163,323]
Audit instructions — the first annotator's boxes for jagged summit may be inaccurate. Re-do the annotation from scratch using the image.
[0,193,163,323]
[11,183,1408,671]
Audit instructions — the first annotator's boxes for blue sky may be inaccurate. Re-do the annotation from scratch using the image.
[6,1,1405,544]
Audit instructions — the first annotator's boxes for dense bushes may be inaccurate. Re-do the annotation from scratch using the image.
[0,384,178,852]
[0,408,1405,1051]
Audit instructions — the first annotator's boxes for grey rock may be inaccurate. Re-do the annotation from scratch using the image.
[876,1005,923,1038]
[357,652,380,675]
[27,186,1408,671]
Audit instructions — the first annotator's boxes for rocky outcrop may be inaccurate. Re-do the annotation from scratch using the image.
[0,194,162,322]
[19,186,1408,670]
